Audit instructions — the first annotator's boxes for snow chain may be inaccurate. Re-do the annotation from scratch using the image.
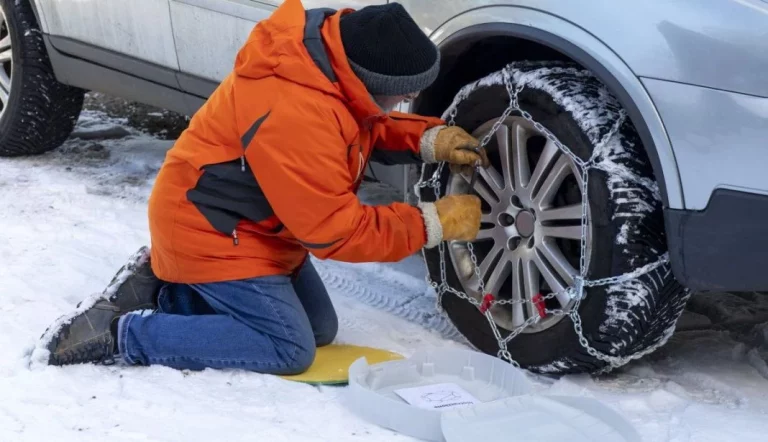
[416,66,670,374]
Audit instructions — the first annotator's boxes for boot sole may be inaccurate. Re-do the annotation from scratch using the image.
[48,332,114,366]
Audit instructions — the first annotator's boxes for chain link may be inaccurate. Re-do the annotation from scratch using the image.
[467,242,485,295]
[418,66,669,372]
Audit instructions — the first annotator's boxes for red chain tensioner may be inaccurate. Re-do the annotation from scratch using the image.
[479,294,495,313]
[532,293,547,319]
[479,293,546,318]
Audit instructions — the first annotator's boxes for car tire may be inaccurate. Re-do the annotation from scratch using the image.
[0,0,84,157]
[420,61,690,374]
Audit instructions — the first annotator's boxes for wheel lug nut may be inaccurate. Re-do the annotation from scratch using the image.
[511,196,523,208]
[507,237,521,250]
[498,213,515,227]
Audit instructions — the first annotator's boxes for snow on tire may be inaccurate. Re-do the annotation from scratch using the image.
[0,0,84,157]
[420,61,690,374]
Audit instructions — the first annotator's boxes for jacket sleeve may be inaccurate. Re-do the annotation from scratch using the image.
[246,101,437,262]
[368,111,446,165]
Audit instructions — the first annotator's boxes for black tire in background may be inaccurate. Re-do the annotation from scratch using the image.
[421,61,690,374]
[0,0,84,157]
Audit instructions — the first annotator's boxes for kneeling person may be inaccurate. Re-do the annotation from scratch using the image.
[46,1,487,374]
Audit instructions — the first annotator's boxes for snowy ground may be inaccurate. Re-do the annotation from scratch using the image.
[2,97,768,441]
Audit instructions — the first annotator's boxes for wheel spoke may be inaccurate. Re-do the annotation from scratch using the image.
[473,179,499,205]
[540,224,583,241]
[481,252,510,295]
[477,245,505,284]
[533,251,565,293]
[533,254,569,306]
[510,255,525,327]
[0,35,10,53]
[480,212,494,224]
[538,204,583,224]
[529,139,561,200]
[511,122,531,192]
[496,124,513,189]
[532,155,572,209]
[458,168,501,204]
[521,257,540,320]
[477,164,505,195]
[0,48,11,63]
[536,238,579,291]
[0,78,8,105]
[475,227,495,242]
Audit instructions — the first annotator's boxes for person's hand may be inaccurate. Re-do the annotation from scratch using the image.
[433,127,490,169]
[434,194,482,242]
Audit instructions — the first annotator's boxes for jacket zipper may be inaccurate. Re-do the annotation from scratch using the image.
[233,154,247,245]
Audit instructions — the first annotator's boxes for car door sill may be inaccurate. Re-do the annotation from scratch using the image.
[44,35,219,116]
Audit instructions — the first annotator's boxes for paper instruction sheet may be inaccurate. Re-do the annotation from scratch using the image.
[393,383,480,410]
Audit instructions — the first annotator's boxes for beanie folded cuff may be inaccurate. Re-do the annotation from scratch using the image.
[349,51,441,96]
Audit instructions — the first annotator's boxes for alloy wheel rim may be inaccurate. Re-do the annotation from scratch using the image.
[446,116,592,333]
[0,10,12,119]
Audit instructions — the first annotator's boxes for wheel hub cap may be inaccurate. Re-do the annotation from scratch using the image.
[515,211,536,238]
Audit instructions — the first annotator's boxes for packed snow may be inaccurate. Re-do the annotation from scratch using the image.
[2,100,768,441]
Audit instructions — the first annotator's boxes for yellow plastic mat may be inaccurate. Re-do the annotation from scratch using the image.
[280,344,404,385]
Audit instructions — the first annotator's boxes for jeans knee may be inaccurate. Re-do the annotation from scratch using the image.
[284,344,316,375]
[315,313,338,347]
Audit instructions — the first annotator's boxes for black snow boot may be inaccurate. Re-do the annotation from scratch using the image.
[46,300,122,366]
[96,245,163,313]
[45,246,164,366]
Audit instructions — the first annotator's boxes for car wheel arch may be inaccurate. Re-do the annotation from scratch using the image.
[23,0,47,32]
[409,6,685,211]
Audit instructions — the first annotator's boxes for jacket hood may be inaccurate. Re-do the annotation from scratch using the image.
[233,0,385,123]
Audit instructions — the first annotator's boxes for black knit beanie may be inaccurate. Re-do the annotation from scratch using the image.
[339,3,440,96]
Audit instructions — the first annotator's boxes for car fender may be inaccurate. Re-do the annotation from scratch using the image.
[411,5,685,210]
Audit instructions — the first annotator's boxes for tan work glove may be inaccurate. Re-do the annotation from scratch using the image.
[418,195,482,248]
[420,126,490,172]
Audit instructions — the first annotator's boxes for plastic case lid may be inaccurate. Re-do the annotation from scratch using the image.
[344,347,640,442]
[441,394,641,442]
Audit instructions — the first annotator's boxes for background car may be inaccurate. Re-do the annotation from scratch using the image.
[4,0,767,373]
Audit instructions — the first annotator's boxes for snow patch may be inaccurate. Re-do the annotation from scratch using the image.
[312,257,466,343]
[747,348,768,380]
[534,359,577,375]
[5,81,768,442]
[617,224,631,245]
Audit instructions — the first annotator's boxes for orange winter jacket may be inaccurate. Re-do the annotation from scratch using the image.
[147,0,445,283]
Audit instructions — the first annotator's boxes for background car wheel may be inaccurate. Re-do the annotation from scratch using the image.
[0,0,84,157]
[420,61,690,374]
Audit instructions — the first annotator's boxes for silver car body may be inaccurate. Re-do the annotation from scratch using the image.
[28,0,768,289]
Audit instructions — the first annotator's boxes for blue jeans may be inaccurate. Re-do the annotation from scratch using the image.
[117,260,338,374]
